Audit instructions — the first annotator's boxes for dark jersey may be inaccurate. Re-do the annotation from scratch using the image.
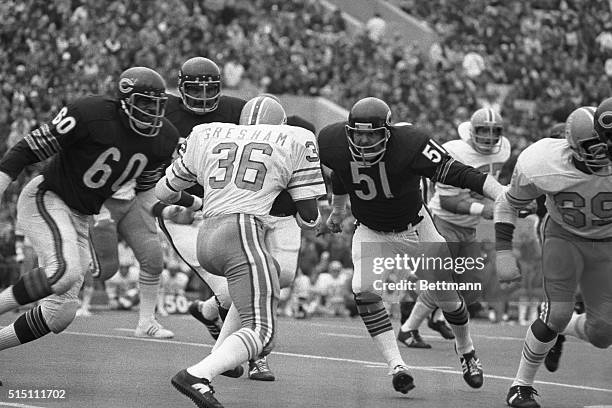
[318,122,487,232]
[270,115,318,217]
[0,96,178,215]
[165,94,246,138]
[165,93,246,198]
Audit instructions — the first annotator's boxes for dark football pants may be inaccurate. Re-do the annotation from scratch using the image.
[89,194,163,281]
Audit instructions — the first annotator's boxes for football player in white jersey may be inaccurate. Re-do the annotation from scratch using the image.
[156,97,326,408]
[398,108,510,348]
[495,104,612,408]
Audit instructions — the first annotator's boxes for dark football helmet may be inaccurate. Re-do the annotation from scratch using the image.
[345,97,391,166]
[566,106,612,176]
[469,108,503,154]
[178,57,221,114]
[117,67,167,137]
[239,95,286,125]
[594,97,612,161]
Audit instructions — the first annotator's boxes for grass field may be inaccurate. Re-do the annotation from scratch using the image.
[0,311,610,408]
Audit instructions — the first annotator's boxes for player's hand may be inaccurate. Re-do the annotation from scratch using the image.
[14,247,24,263]
[482,201,494,220]
[496,249,521,289]
[326,209,346,233]
[162,205,195,225]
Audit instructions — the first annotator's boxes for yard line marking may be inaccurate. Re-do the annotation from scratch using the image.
[0,403,47,408]
[321,332,366,339]
[59,329,612,394]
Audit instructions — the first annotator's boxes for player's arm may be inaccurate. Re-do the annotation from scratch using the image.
[0,104,84,197]
[411,136,504,202]
[154,137,202,210]
[326,170,349,233]
[288,132,327,230]
[493,164,543,283]
[438,183,494,219]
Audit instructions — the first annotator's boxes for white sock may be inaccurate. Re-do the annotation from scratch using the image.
[212,303,241,352]
[0,287,20,315]
[400,301,433,332]
[0,324,21,351]
[512,324,557,386]
[373,330,405,369]
[188,329,260,380]
[562,313,588,342]
[138,271,160,323]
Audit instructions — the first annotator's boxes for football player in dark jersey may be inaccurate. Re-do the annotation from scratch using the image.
[319,97,505,394]
[0,67,178,355]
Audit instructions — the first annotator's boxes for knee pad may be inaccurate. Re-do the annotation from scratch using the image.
[586,321,612,349]
[42,300,79,333]
[544,302,575,332]
[353,292,384,314]
[134,239,164,277]
[13,267,52,305]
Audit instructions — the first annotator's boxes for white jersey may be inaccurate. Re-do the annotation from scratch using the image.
[165,122,326,217]
[507,138,612,239]
[429,132,511,228]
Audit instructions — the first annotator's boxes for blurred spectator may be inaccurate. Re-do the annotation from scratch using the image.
[313,260,351,317]
[366,12,386,42]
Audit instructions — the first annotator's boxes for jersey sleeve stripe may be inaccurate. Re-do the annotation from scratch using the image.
[506,191,533,205]
[179,156,197,178]
[287,180,326,190]
[171,167,194,183]
[293,167,322,174]
[288,173,324,185]
[165,178,179,192]
[174,160,198,181]
[24,132,55,160]
[40,124,62,153]
[439,158,454,183]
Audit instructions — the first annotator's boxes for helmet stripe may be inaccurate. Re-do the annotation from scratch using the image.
[248,96,268,125]
[579,106,595,120]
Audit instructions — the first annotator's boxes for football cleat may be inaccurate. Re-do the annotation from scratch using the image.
[390,364,415,394]
[397,329,431,349]
[248,357,275,381]
[134,319,174,339]
[189,301,222,340]
[459,349,484,388]
[544,334,565,372]
[220,365,244,378]
[171,369,224,408]
[506,385,540,408]
[427,318,455,340]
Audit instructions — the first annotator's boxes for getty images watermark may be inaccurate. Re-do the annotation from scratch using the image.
[370,253,486,292]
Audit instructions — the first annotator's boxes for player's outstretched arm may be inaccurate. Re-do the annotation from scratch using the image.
[295,198,321,231]
[0,139,45,198]
[326,193,348,233]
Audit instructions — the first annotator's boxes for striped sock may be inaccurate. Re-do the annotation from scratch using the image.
[359,306,393,337]
[0,306,52,350]
[443,300,473,354]
[513,319,557,387]
[188,328,261,380]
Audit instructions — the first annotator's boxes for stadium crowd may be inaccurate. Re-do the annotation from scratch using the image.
[1,0,608,319]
